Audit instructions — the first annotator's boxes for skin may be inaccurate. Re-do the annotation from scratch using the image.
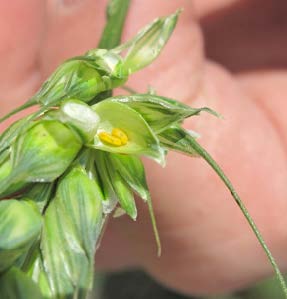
[1,0,287,296]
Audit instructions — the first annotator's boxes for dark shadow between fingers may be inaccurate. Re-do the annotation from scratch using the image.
[200,0,287,73]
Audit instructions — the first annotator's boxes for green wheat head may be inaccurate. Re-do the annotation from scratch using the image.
[0,1,285,298]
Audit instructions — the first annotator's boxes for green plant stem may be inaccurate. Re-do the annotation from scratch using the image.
[97,0,131,100]
[146,195,161,257]
[188,136,287,298]
[98,0,131,50]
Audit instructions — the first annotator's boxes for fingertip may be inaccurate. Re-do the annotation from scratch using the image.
[40,0,108,77]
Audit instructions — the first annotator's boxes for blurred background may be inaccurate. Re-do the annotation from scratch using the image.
[89,269,285,299]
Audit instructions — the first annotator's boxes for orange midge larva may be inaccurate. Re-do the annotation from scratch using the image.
[112,128,128,145]
[98,131,122,146]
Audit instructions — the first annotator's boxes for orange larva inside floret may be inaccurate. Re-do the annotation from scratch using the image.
[112,128,128,145]
[98,128,128,146]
